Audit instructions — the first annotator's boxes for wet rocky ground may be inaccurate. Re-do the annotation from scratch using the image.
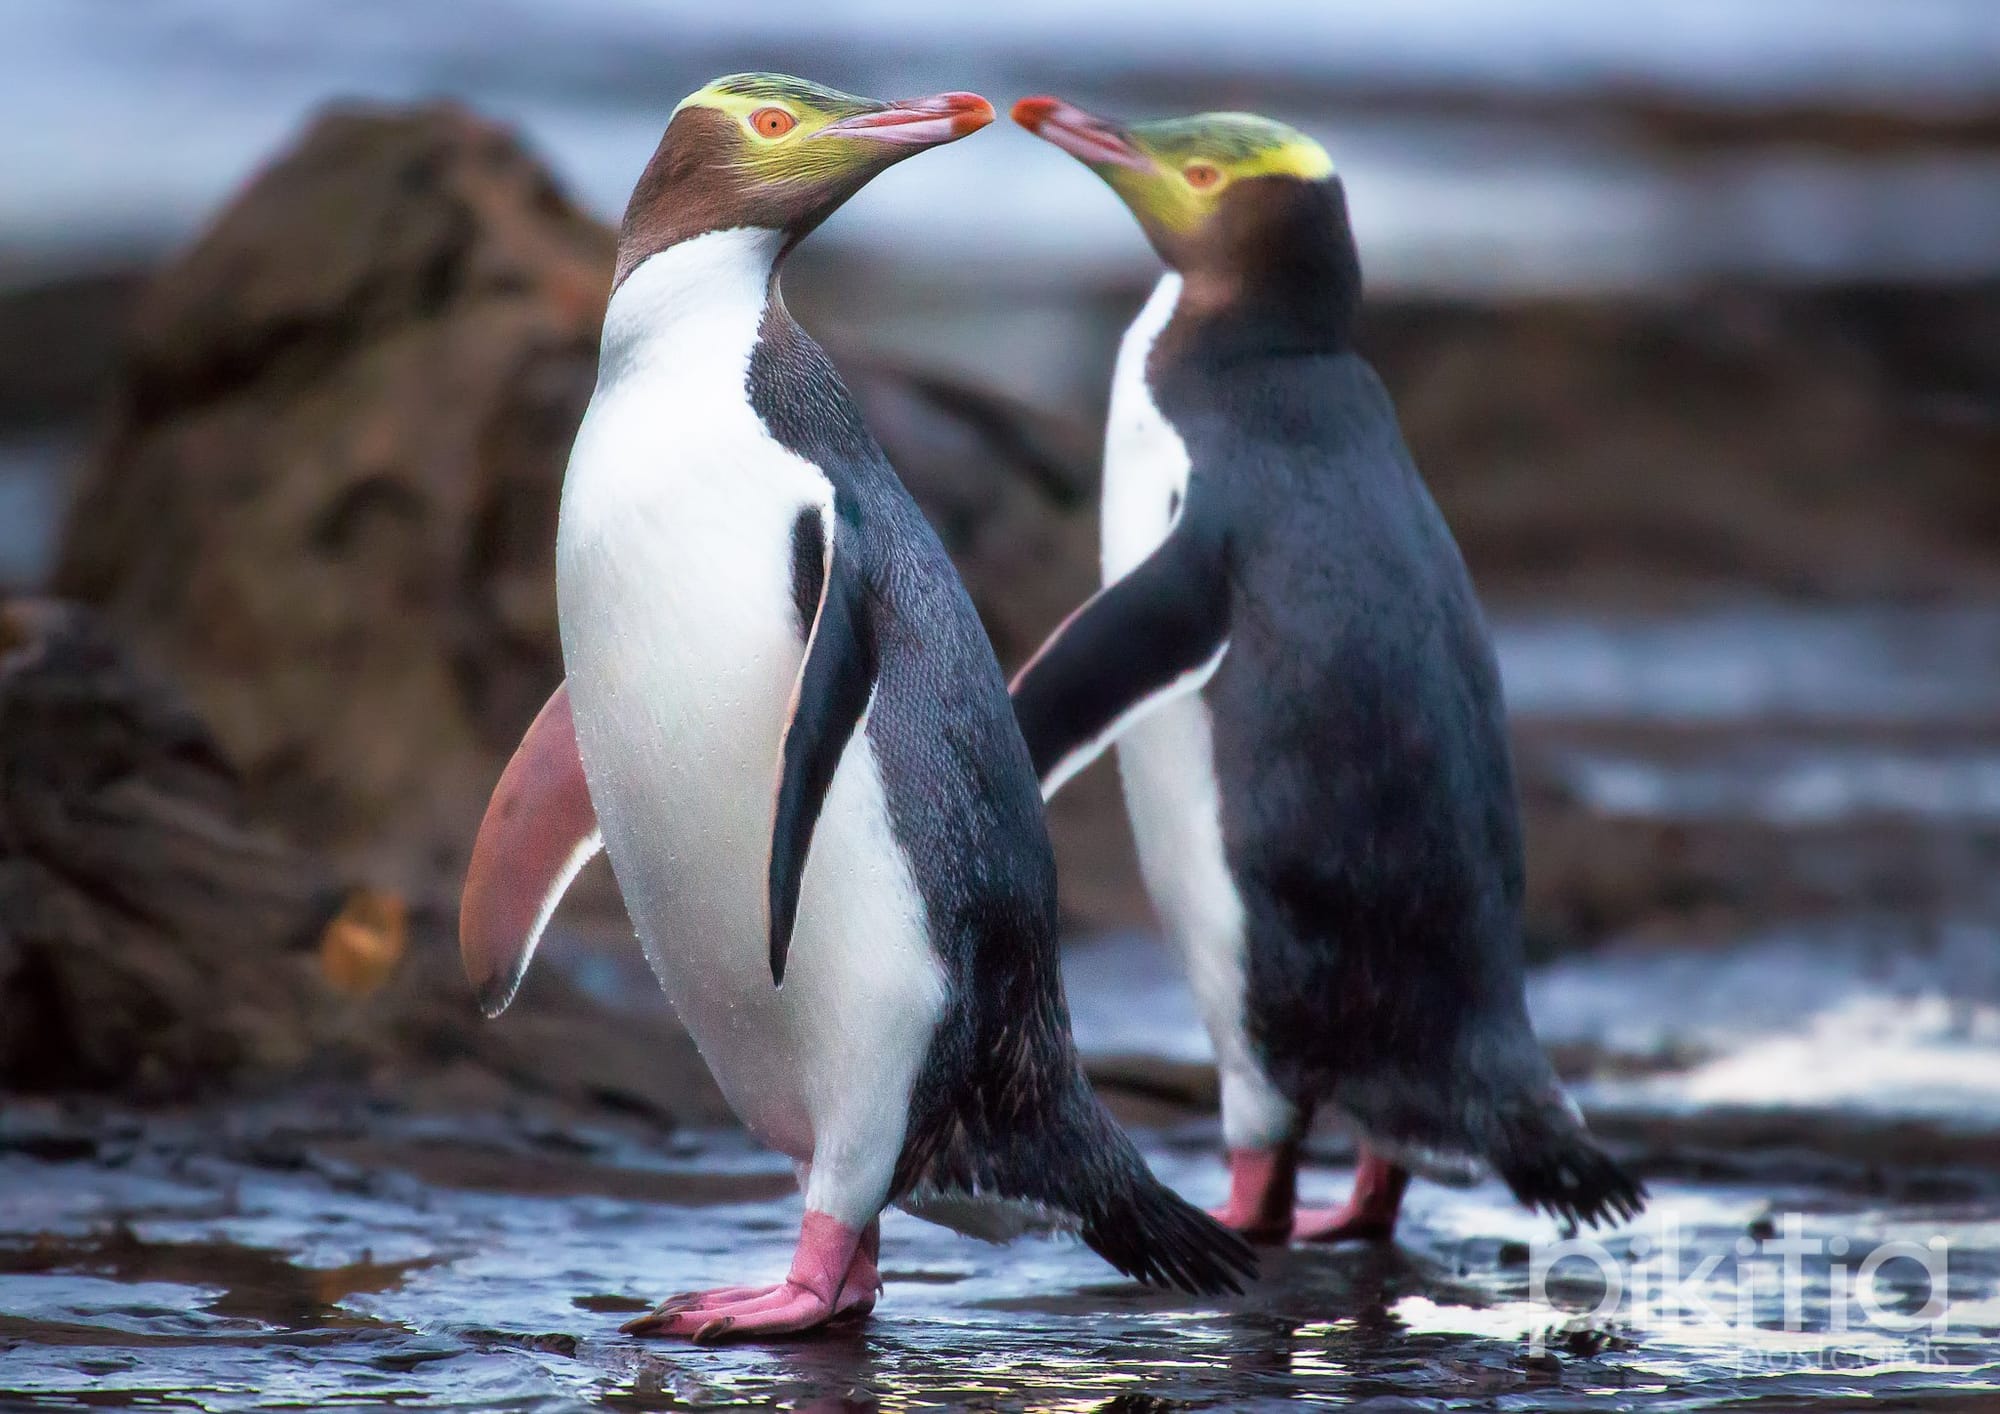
[2,1056,1996,1412]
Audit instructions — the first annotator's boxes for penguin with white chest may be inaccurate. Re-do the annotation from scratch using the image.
[458,74,1253,1343]
[1009,97,1646,1245]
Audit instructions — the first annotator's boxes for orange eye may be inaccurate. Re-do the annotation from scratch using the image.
[1184,162,1222,190]
[749,107,796,138]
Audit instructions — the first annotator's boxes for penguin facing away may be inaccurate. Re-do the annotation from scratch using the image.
[1008,96,1646,1245]
[459,74,1253,1343]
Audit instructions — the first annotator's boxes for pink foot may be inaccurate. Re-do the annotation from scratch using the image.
[1207,1144,1300,1244]
[621,1213,880,1344]
[1293,1150,1410,1244]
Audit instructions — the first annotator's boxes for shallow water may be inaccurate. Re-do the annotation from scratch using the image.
[3,1097,1996,1412]
[1496,607,2000,727]
[6,900,2000,1409]
[1072,922,2000,1127]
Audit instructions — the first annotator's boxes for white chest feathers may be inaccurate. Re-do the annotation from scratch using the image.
[553,229,945,1183]
[1101,273,1191,580]
[560,226,822,545]
[1098,272,1298,1151]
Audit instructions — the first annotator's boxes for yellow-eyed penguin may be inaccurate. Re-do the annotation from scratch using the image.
[1008,95,1645,1245]
[458,74,1254,1343]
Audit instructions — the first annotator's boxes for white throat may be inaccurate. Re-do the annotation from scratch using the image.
[598,226,784,390]
[558,222,811,553]
[1100,271,1190,580]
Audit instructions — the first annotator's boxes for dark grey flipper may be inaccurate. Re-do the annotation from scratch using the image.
[1010,513,1230,797]
[769,498,876,985]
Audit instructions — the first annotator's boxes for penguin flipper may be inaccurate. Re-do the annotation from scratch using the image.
[1010,520,1229,799]
[769,502,877,986]
[460,682,601,1018]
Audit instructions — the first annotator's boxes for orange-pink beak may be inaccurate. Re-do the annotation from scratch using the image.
[819,91,995,147]
[1012,95,1148,169]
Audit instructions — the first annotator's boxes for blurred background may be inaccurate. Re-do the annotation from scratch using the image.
[3,2,2000,1408]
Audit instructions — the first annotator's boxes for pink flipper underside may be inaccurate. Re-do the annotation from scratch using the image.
[459,681,600,1016]
[621,1212,880,1344]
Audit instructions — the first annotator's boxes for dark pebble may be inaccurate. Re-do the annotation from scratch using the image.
[1521,1352,1564,1380]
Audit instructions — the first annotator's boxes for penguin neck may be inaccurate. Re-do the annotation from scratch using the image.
[1161,178,1362,370]
[599,226,788,389]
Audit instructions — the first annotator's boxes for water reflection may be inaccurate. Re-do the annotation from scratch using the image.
[1557,747,2000,826]
[0,437,71,592]
[3,1102,1996,1411]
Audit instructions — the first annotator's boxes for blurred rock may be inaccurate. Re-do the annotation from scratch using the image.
[0,598,352,1092]
[1513,746,2000,962]
[0,596,727,1118]
[51,102,610,898]
[0,267,145,433]
[1369,289,2000,605]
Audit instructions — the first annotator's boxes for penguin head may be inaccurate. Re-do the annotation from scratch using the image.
[1014,96,1352,318]
[616,74,994,281]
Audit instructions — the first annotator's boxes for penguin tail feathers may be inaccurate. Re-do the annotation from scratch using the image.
[899,1052,1254,1295]
[1488,1106,1648,1230]
[1332,1037,1646,1231]
[1070,1109,1258,1297]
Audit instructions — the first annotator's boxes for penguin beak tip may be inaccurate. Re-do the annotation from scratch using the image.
[1012,95,1060,133]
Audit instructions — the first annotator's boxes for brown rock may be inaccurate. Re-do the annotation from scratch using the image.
[0,598,353,1092]
[1366,289,2000,605]
[0,267,146,433]
[53,102,613,896]
[0,595,727,1119]
[1513,735,2000,963]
